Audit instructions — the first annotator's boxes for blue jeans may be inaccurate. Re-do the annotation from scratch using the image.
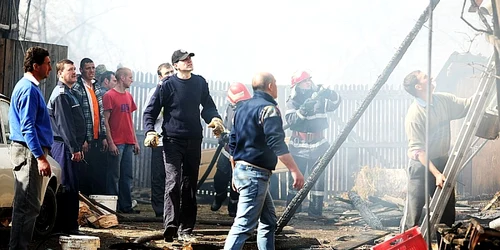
[224,163,276,250]
[106,144,134,212]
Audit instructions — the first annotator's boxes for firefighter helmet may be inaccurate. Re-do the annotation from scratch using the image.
[227,82,251,104]
[291,70,312,88]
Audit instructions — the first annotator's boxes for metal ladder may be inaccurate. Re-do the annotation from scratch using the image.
[420,57,497,241]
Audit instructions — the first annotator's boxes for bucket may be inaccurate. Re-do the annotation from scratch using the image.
[89,195,118,214]
[475,109,500,140]
[59,235,100,250]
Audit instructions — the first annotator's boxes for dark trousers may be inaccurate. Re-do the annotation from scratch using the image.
[79,140,107,195]
[151,146,165,217]
[9,142,45,250]
[287,143,328,215]
[401,156,455,232]
[213,154,239,213]
[51,141,80,232]
[163,137,201,237]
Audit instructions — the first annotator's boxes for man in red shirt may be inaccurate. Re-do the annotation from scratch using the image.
[103,67,140,213]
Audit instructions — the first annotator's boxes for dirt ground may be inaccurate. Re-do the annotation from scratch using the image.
[0,200,396,250]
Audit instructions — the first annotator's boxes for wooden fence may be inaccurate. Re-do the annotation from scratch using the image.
[129,71,414,200]
[0,38,68,100]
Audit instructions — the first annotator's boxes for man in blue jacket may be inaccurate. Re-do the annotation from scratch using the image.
[9,46,54,250]
[224,72,305,250]
[143,50,225,242]
[48,59,86,234]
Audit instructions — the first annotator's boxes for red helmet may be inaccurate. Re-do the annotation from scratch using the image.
[227,82,251,104]
[291,70,312,88]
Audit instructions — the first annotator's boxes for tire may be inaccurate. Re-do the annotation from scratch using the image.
[34,186,57,238]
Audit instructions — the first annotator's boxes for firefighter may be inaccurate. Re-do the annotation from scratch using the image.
[211,82,251,217]
[285,70,341,217]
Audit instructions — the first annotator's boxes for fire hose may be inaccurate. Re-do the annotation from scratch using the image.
[196,132,228,189]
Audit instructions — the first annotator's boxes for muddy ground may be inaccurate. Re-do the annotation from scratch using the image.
[0,198,396,250]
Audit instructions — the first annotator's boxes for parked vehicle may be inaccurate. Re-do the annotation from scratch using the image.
[0,94,62,237]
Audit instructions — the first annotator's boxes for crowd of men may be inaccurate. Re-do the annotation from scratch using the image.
[7,45,467,250]
[8,47,139,249]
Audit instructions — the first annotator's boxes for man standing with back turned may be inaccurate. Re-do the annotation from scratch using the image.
[224,72,304,250]
[9,46,54,250]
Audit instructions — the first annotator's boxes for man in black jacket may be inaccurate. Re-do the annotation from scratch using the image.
[143,50,224,242]
[285,70,341,217]
[47,59,86,234]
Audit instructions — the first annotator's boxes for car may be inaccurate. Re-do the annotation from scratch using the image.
[0,94,62,238]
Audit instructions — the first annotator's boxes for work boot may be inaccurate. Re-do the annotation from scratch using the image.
[308,195,324,217]
[287,193,302,213]
[211,193,226,211]
[228,198,238,217]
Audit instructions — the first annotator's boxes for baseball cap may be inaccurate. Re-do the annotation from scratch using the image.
[172,50,195,64]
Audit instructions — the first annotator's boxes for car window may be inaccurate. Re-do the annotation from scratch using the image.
[0,100,9,144]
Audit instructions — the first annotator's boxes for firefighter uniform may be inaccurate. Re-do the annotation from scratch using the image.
[285,70,341,217]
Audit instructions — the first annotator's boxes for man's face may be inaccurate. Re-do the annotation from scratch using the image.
[174,57,193,72]
[269,80,278,99]
[121,70,134,88]
[158,67,175,80]
[60,63,77,84]
[104,74,117,90]
[416,72,435,94]
[34,56,52,80]
[81,62,95,80]
[298,79,313,90]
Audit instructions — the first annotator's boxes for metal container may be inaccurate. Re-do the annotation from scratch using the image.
[475,109,500,140]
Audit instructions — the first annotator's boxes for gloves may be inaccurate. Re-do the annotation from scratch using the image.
[313,99,326,113]
[299,98,317,116]
[208,117,225,138]
[218,130,230,144]
[144,131,159,148]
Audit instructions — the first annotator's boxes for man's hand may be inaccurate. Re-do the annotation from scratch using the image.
[299,98,316,115]
[435,173,446,189]
[208,117,225,138]
[102,139,109,152]
[290,170,305,190]
[82,141,89,153]
[144,131,159,147]
[133,143,140,155]
[71,151,82,162]
[109,142,119,156]
[37,156,51,177]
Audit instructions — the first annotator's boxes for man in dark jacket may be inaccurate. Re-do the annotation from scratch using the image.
[285,70,341,217]
[72,58,108,195]
[143,50,225,242]
[211,82,251,217]
[224,72,304,250]
[48,59,86,234]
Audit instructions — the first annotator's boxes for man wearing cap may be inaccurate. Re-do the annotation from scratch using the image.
[143,50,224,242]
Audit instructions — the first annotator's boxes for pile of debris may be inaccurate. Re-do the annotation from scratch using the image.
[437,219,500,249]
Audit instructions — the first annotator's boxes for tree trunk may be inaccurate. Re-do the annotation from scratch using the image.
[0,0,20,39]
[348,191,384,230]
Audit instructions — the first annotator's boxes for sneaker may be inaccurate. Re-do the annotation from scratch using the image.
[131,200,138,208]
[178,233,197,243]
